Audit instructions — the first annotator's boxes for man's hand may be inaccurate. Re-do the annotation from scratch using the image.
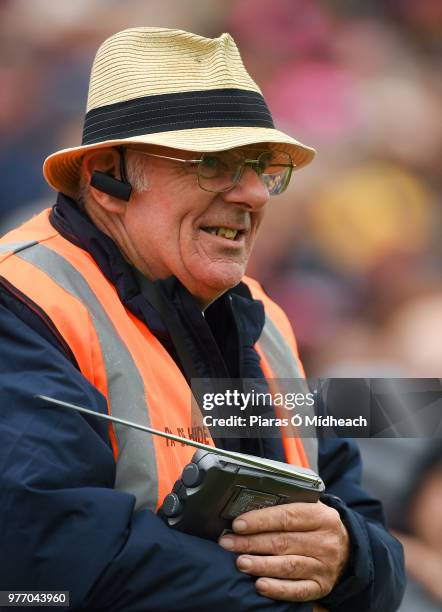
[218,501,349,602]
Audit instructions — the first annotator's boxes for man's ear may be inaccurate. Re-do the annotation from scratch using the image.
[82,149,131,213]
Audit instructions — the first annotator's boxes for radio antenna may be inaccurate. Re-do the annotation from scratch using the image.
[36,394,321,487]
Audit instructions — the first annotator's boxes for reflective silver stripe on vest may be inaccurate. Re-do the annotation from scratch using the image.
[9,242,158,512]
[258,314,318,473]
[0,240,38,255]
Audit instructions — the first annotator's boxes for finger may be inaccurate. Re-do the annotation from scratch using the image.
[232,502,324,534]
[219,530,321,557]
[237,554,321,580]
[255,577,322,602]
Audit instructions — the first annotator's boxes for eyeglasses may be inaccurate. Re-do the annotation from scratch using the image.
[125,148,295,196]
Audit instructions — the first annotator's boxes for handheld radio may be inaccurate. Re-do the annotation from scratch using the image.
[37,395,324,541]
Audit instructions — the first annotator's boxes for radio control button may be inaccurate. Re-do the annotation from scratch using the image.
[182,463,203,487]
[161,493,183,518]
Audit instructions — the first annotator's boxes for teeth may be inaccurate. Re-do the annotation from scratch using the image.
[202,226,239,239]
[216,227,238,240]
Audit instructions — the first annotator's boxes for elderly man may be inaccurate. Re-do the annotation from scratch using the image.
[0,28,404,611]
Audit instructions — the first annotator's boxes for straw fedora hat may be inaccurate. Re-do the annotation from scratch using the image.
[43,27,316,198]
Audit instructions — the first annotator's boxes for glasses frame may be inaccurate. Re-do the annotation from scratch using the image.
[125,147,295,195]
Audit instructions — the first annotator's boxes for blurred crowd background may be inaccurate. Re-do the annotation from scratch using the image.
[1,1,441,609]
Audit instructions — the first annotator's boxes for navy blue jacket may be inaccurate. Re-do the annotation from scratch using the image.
[0,195,405,611]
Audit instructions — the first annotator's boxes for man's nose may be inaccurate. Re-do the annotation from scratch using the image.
[221,166,269,210]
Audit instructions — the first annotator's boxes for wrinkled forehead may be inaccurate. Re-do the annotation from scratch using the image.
[217,144,284,159]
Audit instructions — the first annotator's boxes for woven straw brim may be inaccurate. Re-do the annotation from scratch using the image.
[44,126,316,198]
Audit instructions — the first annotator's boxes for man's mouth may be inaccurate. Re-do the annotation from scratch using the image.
[201,226,242,241]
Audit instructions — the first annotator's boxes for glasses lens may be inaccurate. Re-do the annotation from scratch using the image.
[197,149,293,194]
[198,151,244,192]
[259,150,293,195]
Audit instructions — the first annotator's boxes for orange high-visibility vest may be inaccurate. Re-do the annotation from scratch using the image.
[0,209,317,511]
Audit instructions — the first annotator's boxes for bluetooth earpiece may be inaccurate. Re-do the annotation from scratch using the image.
[90,147,132,201]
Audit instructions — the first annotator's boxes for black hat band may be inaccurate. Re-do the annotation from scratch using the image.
[82,88,274,145]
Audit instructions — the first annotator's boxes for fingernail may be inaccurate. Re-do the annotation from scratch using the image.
[233,519,247,532]
[218,536,234,550]
[237,556,252,570]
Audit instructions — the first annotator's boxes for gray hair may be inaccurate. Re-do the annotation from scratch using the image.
[76,150,150,209]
